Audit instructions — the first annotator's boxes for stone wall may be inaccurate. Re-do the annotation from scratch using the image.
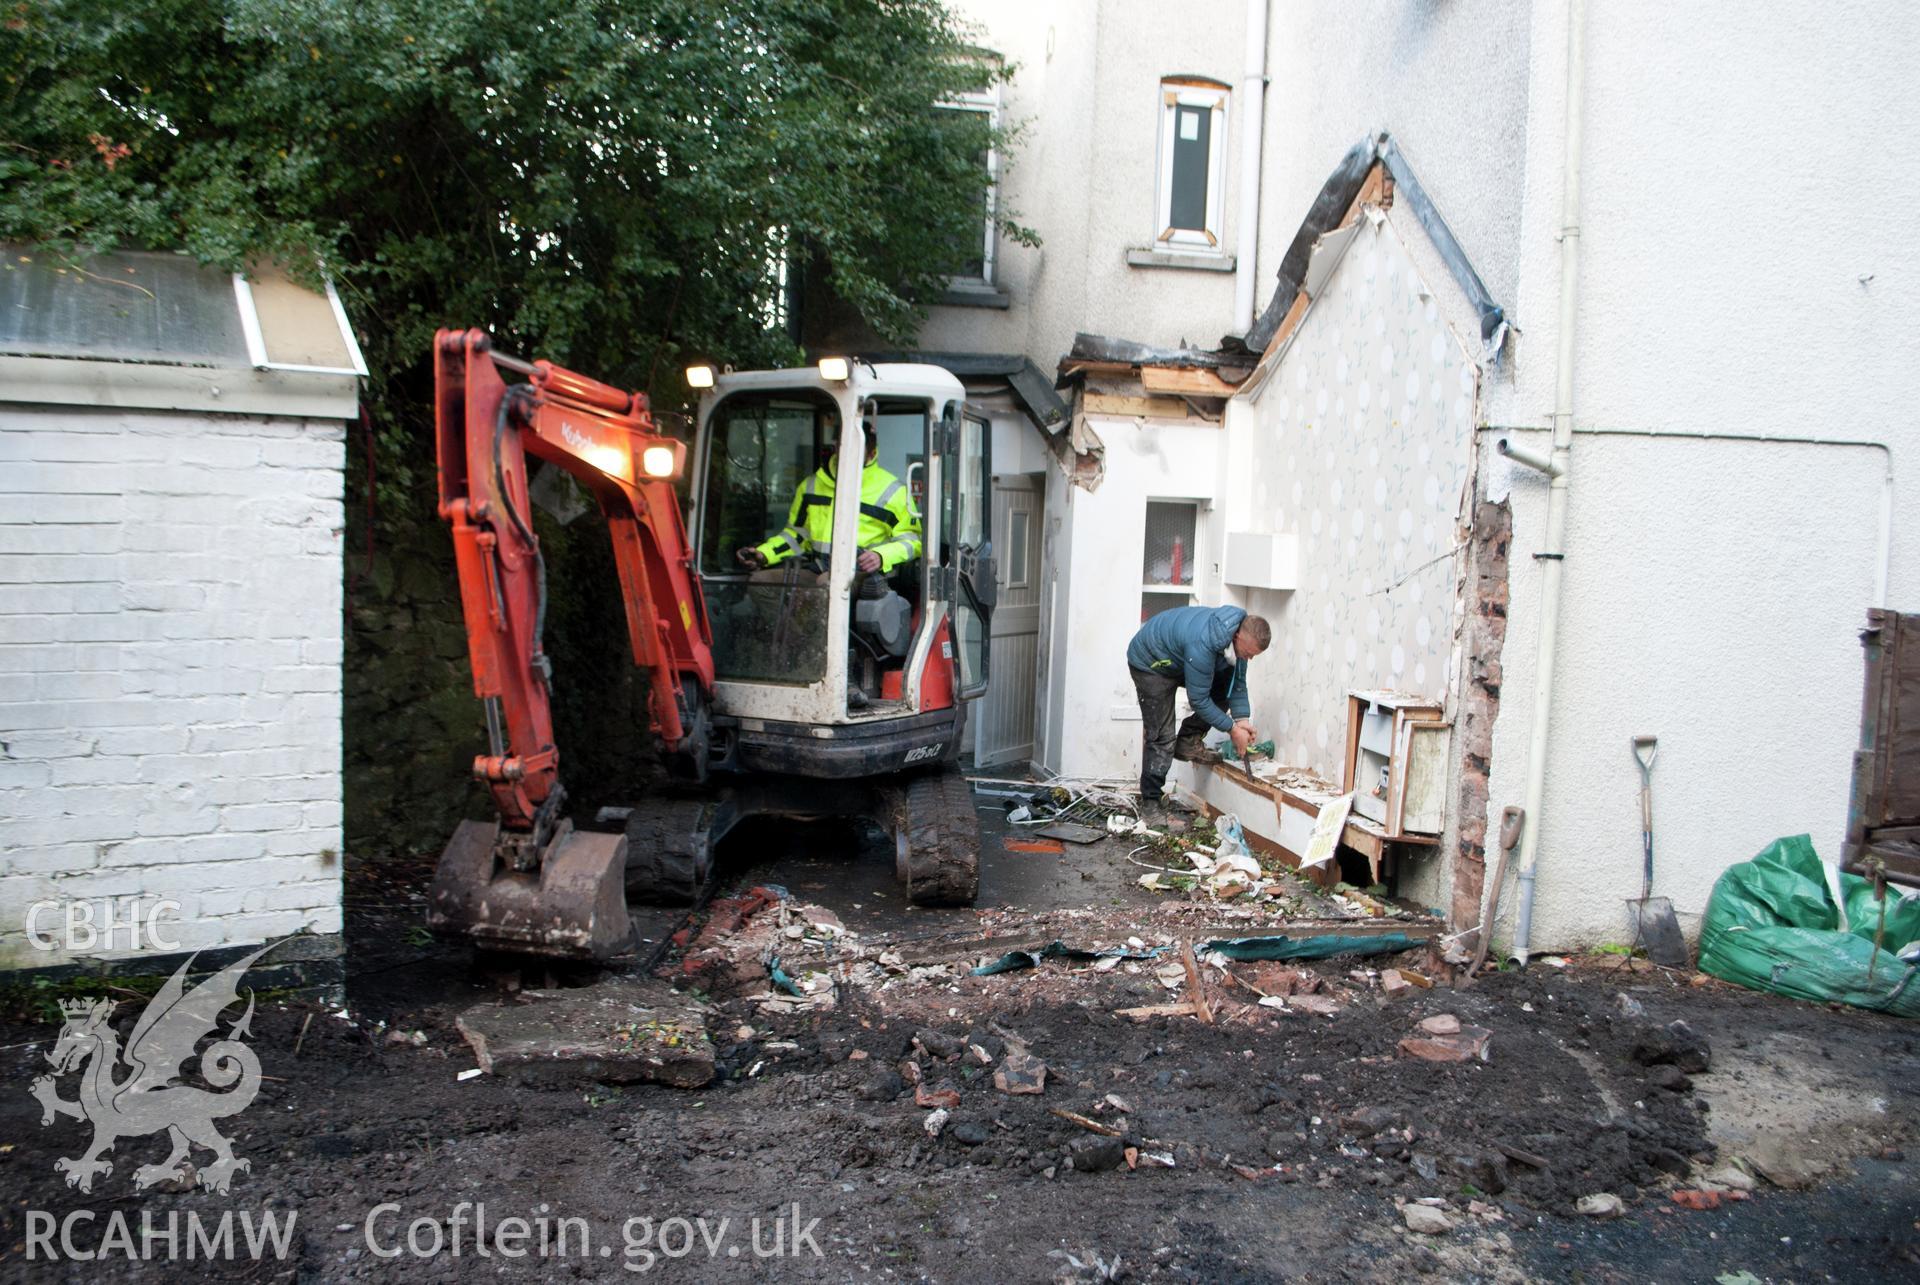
[342,472,658,863]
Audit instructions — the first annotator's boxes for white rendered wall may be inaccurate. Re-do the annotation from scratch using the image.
[1040,416,1226,780]
[1485,433,1886,950]
[921,0,1247,361]
[1475,0,1920,950]
[1257,0,1535,347]
[0,406,345,968]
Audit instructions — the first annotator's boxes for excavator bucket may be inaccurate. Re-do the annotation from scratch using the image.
[426,819,632,961]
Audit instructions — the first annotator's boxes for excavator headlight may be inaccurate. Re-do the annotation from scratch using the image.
[816,355,850,382]
[641,445,677,479]
[684,363,715,390]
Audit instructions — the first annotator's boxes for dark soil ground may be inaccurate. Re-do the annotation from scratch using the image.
[1,805,1916,1282]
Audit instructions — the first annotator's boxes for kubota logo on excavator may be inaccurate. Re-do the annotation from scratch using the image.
[558,418,628,479]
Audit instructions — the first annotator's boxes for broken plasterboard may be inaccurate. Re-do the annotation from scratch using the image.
[1300,793,1356,870]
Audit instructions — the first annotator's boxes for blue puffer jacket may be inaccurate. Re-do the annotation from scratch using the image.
[1126,604,1251,733]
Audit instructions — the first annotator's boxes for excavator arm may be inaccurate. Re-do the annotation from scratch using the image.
[426,328,714,958]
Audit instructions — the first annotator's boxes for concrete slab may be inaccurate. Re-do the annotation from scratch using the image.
[455,979,714,1088]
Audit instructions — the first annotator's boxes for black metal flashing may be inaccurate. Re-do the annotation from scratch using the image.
[1245,137,1377,354]
[1063,333,1238,372]
[860,350,1071,435]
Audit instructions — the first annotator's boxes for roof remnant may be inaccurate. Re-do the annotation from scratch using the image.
[1248,134,1510,364]
[860,349,1070,435]
[1057,333,1253,395]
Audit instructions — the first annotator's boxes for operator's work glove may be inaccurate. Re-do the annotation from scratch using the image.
[736,546,767,569]
[856,549,881,574]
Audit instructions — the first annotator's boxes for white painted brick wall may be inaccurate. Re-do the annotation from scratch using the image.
[0,406,347,968]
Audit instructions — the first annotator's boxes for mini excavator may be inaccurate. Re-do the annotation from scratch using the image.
[424,330,994,959]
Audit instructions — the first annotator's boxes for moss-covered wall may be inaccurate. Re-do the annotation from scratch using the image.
[343,445,655,862]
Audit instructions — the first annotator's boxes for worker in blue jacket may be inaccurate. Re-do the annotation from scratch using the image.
[1126,604,1271,813]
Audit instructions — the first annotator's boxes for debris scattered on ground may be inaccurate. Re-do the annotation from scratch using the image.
[1577,1193,1626,1218]
[454,979,714,1088]
[1035,821,1107,844]
[915,1080,961,1109]
[1743,1139,1833,1190]
[1397,1024,1493,1063]
[994,1049,1048,1095]
[1067,1134,1127,1173]
[1401,1203,1455,1234]
[1701,1162,1757,1192]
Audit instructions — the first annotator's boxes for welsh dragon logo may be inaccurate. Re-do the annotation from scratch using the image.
[29,944,273,1194]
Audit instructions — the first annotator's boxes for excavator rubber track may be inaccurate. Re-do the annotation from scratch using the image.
[895,767,981,906]
[624,794,724,904]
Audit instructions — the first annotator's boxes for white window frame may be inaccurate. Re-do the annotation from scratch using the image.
[1153,81,1229,254]
[937,83,1001,287]
[1002,502,1032,591]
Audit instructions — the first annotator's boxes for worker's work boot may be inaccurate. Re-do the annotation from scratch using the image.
[1136,801,1180,833]
[1172,737,1221,765]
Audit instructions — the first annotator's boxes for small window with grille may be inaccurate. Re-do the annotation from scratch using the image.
[1141,500,1199,620]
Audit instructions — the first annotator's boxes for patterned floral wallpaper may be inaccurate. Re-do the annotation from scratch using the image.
[1235,215,1480,781]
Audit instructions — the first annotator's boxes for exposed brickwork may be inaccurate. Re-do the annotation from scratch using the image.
[1447,500,1511,943]
[0,407,346,969]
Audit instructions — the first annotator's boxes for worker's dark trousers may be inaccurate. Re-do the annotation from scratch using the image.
[1131,665,1229,800]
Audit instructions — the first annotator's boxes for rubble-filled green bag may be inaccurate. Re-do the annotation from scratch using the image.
[1698,834,1920,1016]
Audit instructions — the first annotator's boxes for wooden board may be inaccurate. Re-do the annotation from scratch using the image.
[1399,720,1450,835]
[1140,366,1239,398]
[1082,392,1203,420]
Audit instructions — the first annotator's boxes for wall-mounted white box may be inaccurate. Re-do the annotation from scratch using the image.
[1224,532,1299,590]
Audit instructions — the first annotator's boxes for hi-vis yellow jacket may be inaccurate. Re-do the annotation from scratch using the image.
[755,458,923,573]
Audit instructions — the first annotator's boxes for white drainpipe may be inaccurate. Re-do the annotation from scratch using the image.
[1508,0,1588,966]
[1233,0,1269,336]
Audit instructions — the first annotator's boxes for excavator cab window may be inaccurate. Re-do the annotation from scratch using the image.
[697,390,840,684]
[941,405,993,699]
[865,398,929,606]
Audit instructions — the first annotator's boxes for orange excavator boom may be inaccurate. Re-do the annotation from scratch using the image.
[425,328,713,957]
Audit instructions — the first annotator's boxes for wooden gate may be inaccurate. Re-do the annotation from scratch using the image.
[1843,608,1920,886]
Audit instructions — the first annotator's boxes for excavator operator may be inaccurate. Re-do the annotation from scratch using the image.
[735,412,923,595]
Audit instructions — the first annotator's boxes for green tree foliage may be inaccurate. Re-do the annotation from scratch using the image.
[2,0,1023,435]
[2,0,1029,856]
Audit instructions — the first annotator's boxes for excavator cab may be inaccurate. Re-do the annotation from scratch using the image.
[425,335,994,963]
[690,363,992,736]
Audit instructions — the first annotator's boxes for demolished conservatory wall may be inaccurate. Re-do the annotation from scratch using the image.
[1225,213,1478,790]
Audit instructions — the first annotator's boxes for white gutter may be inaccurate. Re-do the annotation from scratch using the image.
[1232,0,1269,335]
[1508,0,1588,966]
